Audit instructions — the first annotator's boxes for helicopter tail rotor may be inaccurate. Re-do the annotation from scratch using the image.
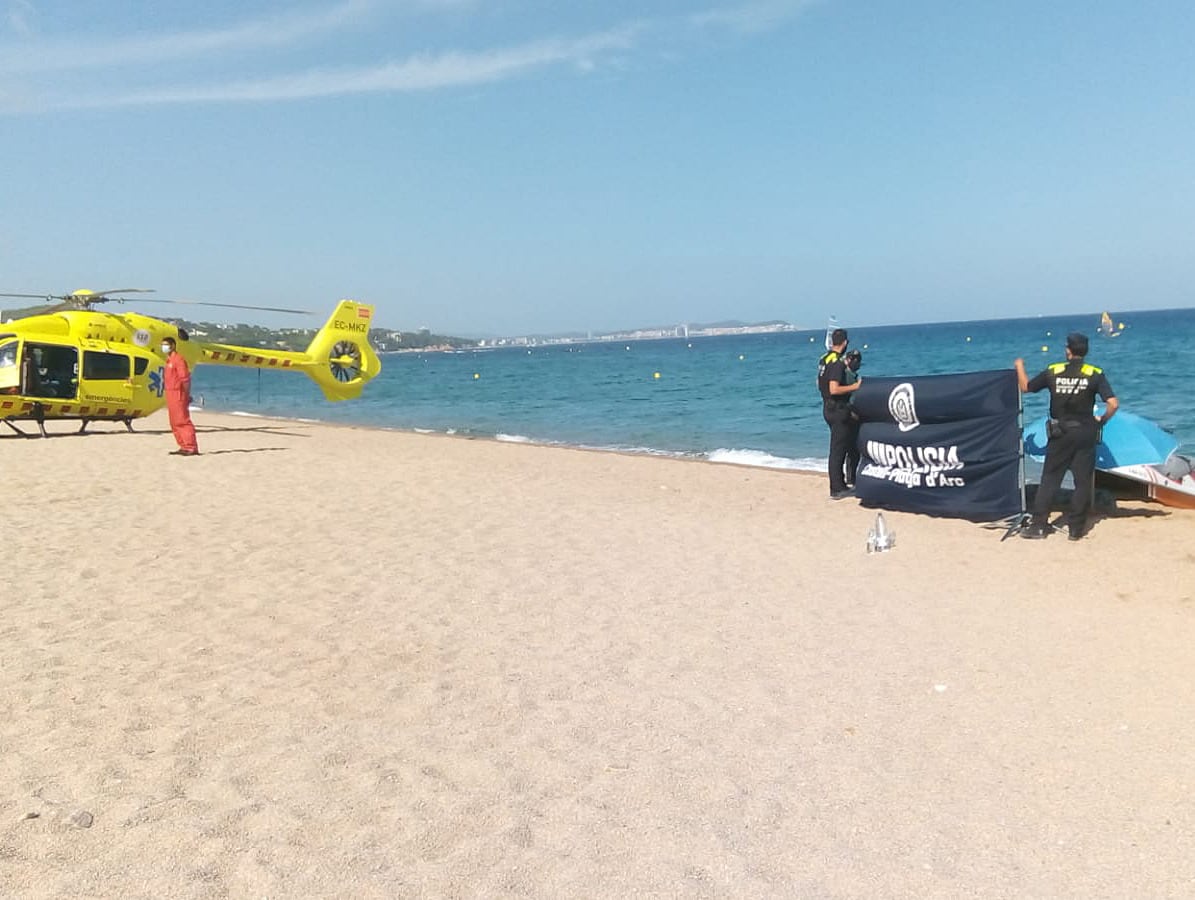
[302,301,382,401]
[329,341,364,383]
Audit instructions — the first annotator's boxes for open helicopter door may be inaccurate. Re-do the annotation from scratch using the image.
[20,342,80,401]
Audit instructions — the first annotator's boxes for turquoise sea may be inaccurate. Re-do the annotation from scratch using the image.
[193,307,1195,471]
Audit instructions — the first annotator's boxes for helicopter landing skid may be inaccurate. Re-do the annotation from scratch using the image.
[76,417,136,435]
[4,411,137,438]
[1,418,43,437]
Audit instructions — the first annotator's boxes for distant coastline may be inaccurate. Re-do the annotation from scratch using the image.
[378,321,801,353]
[471,320,797,349]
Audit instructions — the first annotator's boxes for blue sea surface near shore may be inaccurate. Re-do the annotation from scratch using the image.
[194,308,1195,470]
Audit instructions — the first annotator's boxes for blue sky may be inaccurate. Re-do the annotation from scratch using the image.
[1,1,1192,336]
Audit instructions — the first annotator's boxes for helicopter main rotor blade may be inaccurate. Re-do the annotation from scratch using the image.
[2,289,154,303]
[143,298,314,315]
[4,290,314,315]
[91,288,156,297]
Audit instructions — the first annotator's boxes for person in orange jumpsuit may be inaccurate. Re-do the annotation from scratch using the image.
[162,336,199,455]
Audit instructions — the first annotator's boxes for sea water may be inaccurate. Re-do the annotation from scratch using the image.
[191,307,1195,470]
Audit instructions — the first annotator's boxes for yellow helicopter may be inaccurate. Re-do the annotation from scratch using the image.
[0,288,382,437]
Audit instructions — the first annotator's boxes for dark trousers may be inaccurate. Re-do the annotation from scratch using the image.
[845,434,861,487]
[823,402,858,494]
[1032,421,1097,530]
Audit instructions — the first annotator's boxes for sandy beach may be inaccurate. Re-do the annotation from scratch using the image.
[3,409,1194,898]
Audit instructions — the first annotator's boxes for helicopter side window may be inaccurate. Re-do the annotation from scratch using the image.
[22,343,78,399]
[82,351,131,380]
[134,357,149,376]
[0,340,17,393]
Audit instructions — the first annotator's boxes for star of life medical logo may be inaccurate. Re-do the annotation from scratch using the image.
[888,382,920,432]
[148,367,165,398]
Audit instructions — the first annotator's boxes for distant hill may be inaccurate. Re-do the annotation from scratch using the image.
[1,303,55,321]
[175,319,477,352]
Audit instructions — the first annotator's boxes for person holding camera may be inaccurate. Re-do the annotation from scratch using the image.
[817,328,862,499]
[1014,332,1118,540]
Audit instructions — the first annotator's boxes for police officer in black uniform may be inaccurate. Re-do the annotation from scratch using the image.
[818,328,863,499]
[1014,332,1118,540]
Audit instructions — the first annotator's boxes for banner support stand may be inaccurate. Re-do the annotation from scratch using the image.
[1001,390,1031,540]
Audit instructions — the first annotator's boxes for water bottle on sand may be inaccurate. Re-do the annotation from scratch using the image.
[866,512,894,553]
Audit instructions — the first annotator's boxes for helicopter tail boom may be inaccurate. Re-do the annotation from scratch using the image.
[197,300,381,401]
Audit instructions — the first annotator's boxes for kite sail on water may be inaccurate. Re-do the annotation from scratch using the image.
[1099,311,1125,338]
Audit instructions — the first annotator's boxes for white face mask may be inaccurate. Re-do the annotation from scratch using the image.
[161,344,172,354]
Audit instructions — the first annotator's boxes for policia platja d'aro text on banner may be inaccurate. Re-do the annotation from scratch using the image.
[850,369,1023,521]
